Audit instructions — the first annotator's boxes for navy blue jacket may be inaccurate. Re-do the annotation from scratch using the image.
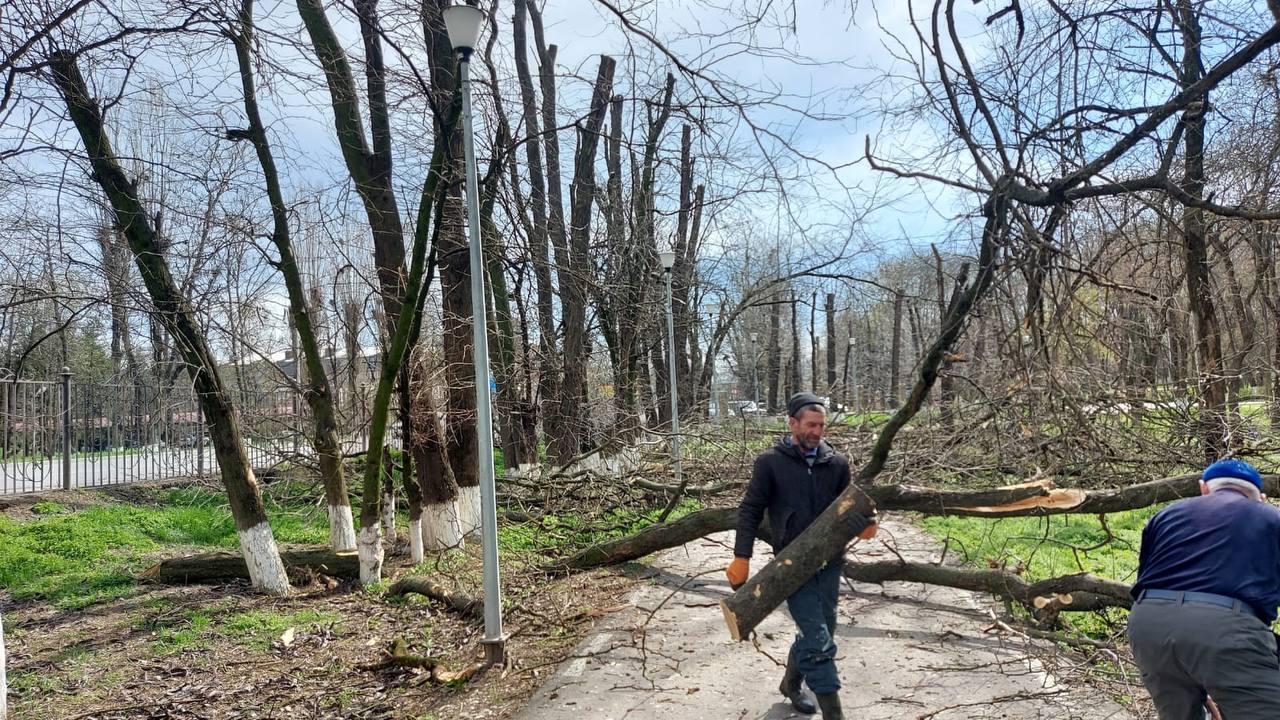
[1132,489,1280,623]
[733,436,860,559]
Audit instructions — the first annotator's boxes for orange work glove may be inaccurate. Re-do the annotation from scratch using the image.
[726,557,750,590]
[857,516,879,541]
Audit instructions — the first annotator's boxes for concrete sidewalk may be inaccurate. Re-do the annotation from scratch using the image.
[515,518,1135,720]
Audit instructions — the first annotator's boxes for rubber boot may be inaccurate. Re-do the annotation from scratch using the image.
[778,654,816,715]
[815,693,843,720]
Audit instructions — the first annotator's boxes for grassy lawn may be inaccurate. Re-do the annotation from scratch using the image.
[0,476,703,611]
[919,507,1167,635]
[0,485,332,609]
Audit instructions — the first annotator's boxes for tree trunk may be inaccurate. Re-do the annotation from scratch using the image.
[550,55,616,463]
[51,51,290,595]
[789,290,802,394]
[143,548,359,583]
[413,387,463,552]
[296,0,436,584]
[825,293,837,394]
[809,292,819,390]
[0,611,6,718]
[512,0,559,455]
[673,123,695,409]
[232,0,355,553]
[1176,1,1229,462]
[889,288,904,408]
[767,295,782,411]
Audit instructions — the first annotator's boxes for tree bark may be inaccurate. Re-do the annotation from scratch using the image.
[51,51,290,595]
[549,55,616,463]
[142,548,358,583]
[825,293,837,394]
[767,291,782,411]
[296,0,445,584]
[1176,1,1229,462]
[512,0,559,452]
[387,577,482,619]
[889,288,904,408]
[789,290,802,394]
[843,561,1132,615]
[231,0,354,553]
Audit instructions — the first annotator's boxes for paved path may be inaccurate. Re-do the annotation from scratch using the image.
[516,519,1136,720]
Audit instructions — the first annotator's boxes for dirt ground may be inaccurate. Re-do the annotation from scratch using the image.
[2,485,640,720]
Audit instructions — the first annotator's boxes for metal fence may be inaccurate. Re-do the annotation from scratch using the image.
[0,371,388,495]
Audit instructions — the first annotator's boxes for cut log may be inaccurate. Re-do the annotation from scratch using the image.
[140,549,358,584]
[720,484,877,641]
[386,576,482,619]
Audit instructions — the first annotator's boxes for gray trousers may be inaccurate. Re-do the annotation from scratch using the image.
[1128,596,1280,719]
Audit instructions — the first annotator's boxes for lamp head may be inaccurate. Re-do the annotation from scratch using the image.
[659,250,676,271]
[443,4,485,59]
[848,337,856,348]
[750,332,758,343]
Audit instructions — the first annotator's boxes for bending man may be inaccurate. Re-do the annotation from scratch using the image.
[1129,458,1280,719]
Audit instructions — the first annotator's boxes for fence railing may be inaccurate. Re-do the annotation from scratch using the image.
[0,370,391,495]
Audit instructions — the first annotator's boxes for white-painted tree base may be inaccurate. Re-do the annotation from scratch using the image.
[458,485,481,536]
[328,504,357,552]
[423,501,464,551]
[1,611,7,719]
[357,524,383,585]
[238,522,291,596]
[409,518,424,563]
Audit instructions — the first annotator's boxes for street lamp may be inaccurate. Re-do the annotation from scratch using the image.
[443,1,504,667]
[659,251,680,485]
[749,331,759,417]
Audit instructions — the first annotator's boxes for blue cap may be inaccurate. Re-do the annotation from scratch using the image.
[1202,458,1264,490]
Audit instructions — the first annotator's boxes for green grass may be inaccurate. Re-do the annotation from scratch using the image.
[220,608,341,650]
[151,610,215,655]
[0,483,330,609]
[920,507,1164,635]
[148,607,341,654]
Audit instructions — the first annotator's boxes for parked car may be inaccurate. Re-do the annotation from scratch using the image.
[735,401,765,417]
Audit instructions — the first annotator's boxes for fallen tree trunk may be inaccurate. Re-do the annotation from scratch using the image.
[141,549,358,583]
[546,481,1056,573]
[386,576,482,619]
[842,560,1133,615]
[555,472,1280,576]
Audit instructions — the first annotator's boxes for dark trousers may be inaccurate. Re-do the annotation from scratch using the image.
[1129,595,1280,720]
[785,562,842,694]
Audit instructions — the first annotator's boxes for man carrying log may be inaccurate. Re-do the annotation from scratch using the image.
[1128,458,1280,720]
[725,392,876,720]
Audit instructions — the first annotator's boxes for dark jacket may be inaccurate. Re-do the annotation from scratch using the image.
[733,436,859,559]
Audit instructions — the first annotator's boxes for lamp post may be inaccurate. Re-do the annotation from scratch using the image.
[443,2,504,666]
[749,331,759,417]
[659,251,680,484]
